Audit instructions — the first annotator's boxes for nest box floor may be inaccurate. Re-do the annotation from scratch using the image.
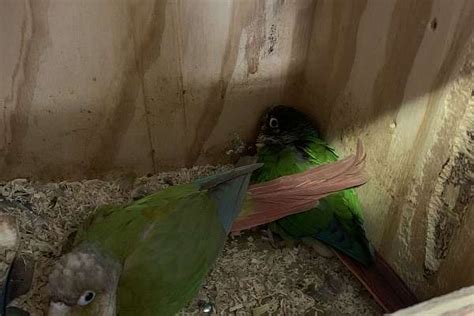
[0,165,382,315]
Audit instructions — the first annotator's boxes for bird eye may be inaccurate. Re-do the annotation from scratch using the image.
[77,290,96,306]
[269,117,279,128]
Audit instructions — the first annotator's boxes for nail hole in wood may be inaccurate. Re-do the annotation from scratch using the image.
[430,18,438,31]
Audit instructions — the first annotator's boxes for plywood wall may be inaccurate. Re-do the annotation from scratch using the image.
[0,0,315,179]
[0,0,473,300]
[296,0,474,300]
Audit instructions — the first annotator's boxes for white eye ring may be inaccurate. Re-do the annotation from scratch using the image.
[269,117,279,128]
[77,290,96,306]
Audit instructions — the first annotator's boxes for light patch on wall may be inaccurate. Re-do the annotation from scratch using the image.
[424,58,474,275]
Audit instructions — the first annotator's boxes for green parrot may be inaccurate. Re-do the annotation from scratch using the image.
[252,105,374,266]
[47,163,262,316]
[46,138,370,315]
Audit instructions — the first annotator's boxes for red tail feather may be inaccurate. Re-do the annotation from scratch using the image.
[231,140,367,233]
[230,140,418,313]
[334,250,418,313]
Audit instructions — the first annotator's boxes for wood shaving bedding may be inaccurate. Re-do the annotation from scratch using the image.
[0,165,382,315]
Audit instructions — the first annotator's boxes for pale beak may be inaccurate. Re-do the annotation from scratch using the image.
[48,302,71,316]
[255,133,266,149]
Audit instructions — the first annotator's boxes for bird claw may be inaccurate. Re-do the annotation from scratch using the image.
[262,229,293,249]
[198,300,215,314]
[235,155,258,167]
[302,238,334,258]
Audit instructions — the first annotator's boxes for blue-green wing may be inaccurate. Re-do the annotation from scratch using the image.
[75,164,259,315]
[75,184,225,316]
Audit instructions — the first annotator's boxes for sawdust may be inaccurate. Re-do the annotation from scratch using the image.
[0,165,382,315]
[184,231,382,315]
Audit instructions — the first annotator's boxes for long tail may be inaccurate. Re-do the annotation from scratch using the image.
[231,140,367,233]
[334,250,418,313]
[228,143,418,313]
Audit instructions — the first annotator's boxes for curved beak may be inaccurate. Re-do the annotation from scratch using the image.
[255,134,266,149]
[48,302,71,316]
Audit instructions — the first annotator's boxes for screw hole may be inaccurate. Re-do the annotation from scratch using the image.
[430,18,438,30]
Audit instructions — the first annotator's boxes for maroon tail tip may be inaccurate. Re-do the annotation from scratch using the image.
[334,250,418,313]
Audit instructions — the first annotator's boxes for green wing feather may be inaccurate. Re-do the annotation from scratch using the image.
[74,184,225,315]
[117,188,225,315]
[73,164,260,315]
[252,146,312,182]
[253,138,374,266]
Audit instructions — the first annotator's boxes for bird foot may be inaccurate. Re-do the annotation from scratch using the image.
[302,238,334,258]
[260,229,283,249]
[235,155,258,167]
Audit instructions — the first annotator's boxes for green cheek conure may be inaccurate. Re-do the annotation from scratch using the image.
[47,155,368,316]
[252,105,374,266]
[251,106,418,313]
